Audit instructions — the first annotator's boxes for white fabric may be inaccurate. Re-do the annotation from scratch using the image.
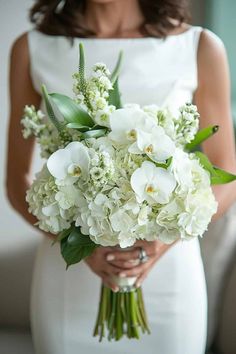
[29,26,208,354]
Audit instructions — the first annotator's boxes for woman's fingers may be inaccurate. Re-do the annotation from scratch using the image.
[108,259,140,269]
[106,248,140,262]
[117,260,151,278]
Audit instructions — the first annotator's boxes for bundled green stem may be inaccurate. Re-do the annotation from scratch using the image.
[93,284,150,341]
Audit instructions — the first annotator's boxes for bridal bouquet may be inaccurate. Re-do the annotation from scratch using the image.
[22,44,236,341]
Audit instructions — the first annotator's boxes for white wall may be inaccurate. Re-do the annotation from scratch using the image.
[0,0,41,249]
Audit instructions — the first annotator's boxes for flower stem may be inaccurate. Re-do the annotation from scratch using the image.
[93,284,150,341]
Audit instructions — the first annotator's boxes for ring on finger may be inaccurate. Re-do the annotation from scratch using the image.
[138,247,149,264]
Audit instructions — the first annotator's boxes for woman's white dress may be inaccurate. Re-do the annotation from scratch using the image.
[29,26,208,354]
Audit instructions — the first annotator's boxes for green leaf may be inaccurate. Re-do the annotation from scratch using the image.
[41,85,64,133]
[194,151,217,176]
[154,157,173,169]
[66,122,90,131]
[110,51,123,84]
[185,125,219,151]
[108,51,123,109]
[194,151,236,185]
[52,226,73,245]
[49,93,94,127]
[80,129,107,139]
[60,226,98,267]
[79,43,86,93]
[211,167,236,185]
[109,78,122,109]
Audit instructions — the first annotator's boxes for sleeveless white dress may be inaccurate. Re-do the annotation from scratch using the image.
[28,26,208,354]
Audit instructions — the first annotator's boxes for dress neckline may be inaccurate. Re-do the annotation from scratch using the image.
[33,26,201,42]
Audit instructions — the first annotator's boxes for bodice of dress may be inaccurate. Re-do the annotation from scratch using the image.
[28,26,203,113]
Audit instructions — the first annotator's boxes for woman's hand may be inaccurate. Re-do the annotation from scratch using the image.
[85,247,125,292]
[106,240,178,288]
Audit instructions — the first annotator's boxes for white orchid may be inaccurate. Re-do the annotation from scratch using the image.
[109,107,156,147]
[131,161,176,205]
[47,142,90,185]
[129,126,175,162]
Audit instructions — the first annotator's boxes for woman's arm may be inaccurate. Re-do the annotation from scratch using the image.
[6,33,41,226]
[194,29,236,220]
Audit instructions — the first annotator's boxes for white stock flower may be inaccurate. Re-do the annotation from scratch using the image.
[47,142,90,185]
[131,161,176,205]
[93,105,115,128]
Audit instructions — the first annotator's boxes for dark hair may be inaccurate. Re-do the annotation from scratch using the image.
[30,0,191,38]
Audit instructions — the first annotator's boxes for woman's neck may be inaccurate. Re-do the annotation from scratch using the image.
[84,0,145,38]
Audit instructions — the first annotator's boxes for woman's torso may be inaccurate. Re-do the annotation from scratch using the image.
[28,26,202,110]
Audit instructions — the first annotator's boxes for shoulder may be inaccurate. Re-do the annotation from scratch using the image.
[197,29,228,80]
[197,29,229,87]
[10,32,30,66]
[11,32,28,53]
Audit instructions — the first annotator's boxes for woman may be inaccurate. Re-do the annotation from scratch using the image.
[6,0,236,353]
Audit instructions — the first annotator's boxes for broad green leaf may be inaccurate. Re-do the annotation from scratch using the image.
[185,125,219,151]
[194,151,236,185]
[81,129,107,139]
[49,93,94,127]
[41,85,64,133]
[67,227,95,246]
[211,167,236,185]
[66,122,90,131]
[52,226,73,245]
[194,151,217,176]
[109,78,122,109]
[110,51,123,84]
[60,226,98,267]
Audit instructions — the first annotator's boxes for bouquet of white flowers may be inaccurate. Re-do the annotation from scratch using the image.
[22,44,236,341]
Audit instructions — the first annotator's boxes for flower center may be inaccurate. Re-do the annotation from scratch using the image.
[67,163,82,177]
[127,129,137,141]
[145,184,156,194]
[145,144,154,153]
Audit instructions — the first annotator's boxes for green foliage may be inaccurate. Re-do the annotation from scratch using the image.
[211,167,236,185]
[108,51,123,109]
[80,129,107,139]
[49,93,94,129]
[194,151,236,184]
[60,225,98,268]
[41,85,64,133]
[185,125,219,151]
[110,51,123,84]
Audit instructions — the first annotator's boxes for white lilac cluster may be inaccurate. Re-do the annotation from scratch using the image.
[26,105,217,248]
[21,105,46,139]
[142,103,199,146]
[73,63,116,128]
[21,105,81,158]
[174,103,200,145]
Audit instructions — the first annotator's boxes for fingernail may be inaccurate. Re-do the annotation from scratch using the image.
[119,273,126,278]
[136,282,141,288]
[106,254,115,261]
[113,287,119,293]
